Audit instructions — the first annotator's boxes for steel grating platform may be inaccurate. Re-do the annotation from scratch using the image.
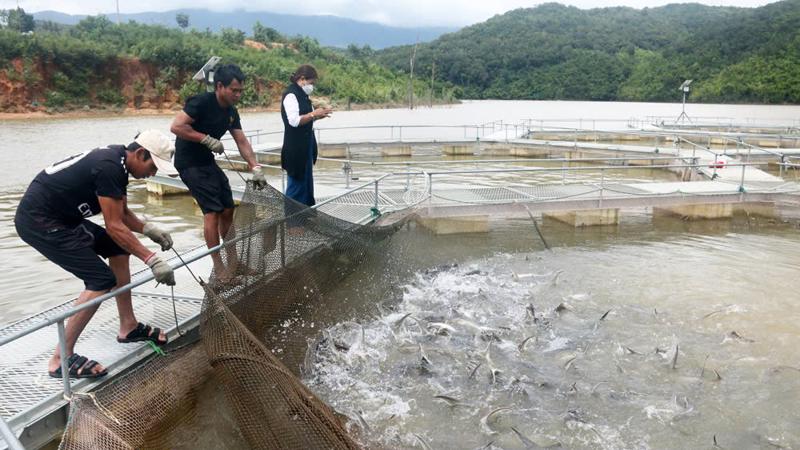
[0,245,216,428]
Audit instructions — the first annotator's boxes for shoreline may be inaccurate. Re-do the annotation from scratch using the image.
[0,105,279,121]
[0,100,460,121]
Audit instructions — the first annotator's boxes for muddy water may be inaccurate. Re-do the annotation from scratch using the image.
[300,216,800,450]
[1,101,799,449]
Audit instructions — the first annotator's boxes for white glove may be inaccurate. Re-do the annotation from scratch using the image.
[251,166,267,189]
[142,222,173,251]
[145,254,175,286]
[200,134,225,154]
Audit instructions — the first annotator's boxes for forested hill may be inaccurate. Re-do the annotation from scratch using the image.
[372,1,800,104]
[0,14,456,113]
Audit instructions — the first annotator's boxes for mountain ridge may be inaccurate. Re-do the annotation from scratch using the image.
[32,9,456,49]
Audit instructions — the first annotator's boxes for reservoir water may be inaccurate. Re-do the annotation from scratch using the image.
[1,100,799,449]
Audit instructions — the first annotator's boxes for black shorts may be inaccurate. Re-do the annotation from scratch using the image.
[178,164,235,214]
[14,212,127,292]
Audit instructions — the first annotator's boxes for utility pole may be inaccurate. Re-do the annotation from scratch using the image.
[115,0,120,24]
[408,39,418,110]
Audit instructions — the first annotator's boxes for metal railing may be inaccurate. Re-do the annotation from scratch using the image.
[0,167,416,449]
[423,161,768,203]
[219,123,535,148]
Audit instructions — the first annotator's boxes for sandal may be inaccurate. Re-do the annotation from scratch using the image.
[117,322,168,345]
[49,353,108,379]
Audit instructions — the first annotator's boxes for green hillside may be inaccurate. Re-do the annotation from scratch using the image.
[0,12,455,112]
[371,1,800,104]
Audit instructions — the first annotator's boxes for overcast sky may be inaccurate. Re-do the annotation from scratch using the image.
[0,0,778,27]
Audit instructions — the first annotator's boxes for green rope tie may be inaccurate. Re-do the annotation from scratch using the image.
[147,340,166,356]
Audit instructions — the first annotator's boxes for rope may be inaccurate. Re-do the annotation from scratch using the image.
[168,247,207,337]
[171,248,203,286]
[522,205,551,251]
[64,392,123,426]
[222,151,249,184]
[170,286,183,337]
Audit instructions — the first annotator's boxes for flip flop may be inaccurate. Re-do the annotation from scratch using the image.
[49,353,107,379]
[117,322,168,345]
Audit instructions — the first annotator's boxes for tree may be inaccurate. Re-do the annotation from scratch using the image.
[2,8,34,33]
[176,13,189,31]
[220,27,245,46]
[252,21,281,44]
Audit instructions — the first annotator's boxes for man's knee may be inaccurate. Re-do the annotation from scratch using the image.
[86,270,117,292]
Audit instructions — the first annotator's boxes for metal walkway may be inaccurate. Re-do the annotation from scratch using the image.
[5,119,800,449]
[0,218,347,449]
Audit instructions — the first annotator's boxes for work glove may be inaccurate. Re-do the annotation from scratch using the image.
[200,134,225,154]
[142,221,173,251]
[145,253,175,286]
[251,166,267,190]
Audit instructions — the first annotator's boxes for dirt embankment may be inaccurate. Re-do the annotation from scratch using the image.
[0,56,286,118]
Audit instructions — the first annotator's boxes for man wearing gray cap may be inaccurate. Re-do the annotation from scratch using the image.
[14,130,179,379]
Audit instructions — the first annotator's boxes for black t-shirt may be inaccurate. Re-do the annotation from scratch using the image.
[19,145,129,230]
[175,92,242,170]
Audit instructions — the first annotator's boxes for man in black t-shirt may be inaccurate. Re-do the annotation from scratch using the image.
[14,130,179,379]
[171,64,265,283]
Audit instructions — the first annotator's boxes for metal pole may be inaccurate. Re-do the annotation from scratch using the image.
[739,148,748,194]
[712,154,718,180]
[373,180,379,211]
[599,169,606,207]
[428,173,433,196]
[57,321,72,399]
[0,416,24,450]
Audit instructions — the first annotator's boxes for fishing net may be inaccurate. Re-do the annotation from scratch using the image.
[58,183,399,449]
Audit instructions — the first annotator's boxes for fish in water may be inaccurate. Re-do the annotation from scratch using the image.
[413,433,433,450]
[418,343,433,368]
[468,361,483,380]
[511,426,563,449]
[555,302,571,313]
[393,312,416,329]
[518,334,537,352]
[480,406,514,434]
[347,410,370,433]
[726,331,755,343]
[483,342,502,384]
[433,394,471,408]
[525,304,538,323]
[671,343,679,369]
[511,426,541,449]
[700,355,723,381]
[427,322,457,336]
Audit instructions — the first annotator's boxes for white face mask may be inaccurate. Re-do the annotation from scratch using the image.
[302,84,314,95]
